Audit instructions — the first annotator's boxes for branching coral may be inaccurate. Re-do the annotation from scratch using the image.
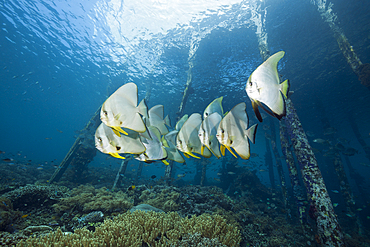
[18,210,241,247]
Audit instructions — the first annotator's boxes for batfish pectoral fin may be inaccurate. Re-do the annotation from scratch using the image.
[138,99,149,120]
[252,100,263,122]
[201,145,205,155]
[186,152,201,159]
[220,145,226,156]
[109,152,126,159]
[225,146,238,158]
[183,153,190,159]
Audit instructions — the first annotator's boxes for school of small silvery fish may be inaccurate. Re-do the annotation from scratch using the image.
[95,51,290,164]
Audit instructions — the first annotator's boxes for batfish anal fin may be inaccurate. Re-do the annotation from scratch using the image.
[252,100,263,122]
[225,146,238,158]
[186,152,201,159]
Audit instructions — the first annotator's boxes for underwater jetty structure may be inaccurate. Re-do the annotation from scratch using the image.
[251,0,345,245]
[49,107,101,184]
[310,0,370,89]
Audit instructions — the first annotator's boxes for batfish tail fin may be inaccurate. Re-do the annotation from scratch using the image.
[138,99,149,120]
[246,124,258,144]
[279,79,290,98]
[164,115,171,127]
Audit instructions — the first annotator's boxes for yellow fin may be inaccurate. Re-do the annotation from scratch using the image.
[226,146,238,158]
[186,152,201,159]
[201,145,205,155]
[116,127,128,135]
[183,153,190,158]
[162,160,170,165]
[109,153,126,159]
[111,127,121,137]
[220,145,226,156]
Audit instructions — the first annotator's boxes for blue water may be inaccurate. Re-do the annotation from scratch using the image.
[1,0,370,243]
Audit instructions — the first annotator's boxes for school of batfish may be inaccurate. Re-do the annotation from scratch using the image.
[95,51,290,163]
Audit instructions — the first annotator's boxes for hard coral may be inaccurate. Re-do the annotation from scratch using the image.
[18,210,241,247]
[52,185,133,214]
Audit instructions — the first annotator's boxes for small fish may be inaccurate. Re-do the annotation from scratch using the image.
[217,102,257,159]
[323,127,337,136]
[21,214,30,218]
[2,158,13,162]
[227,172,236,175]
[45,137,52,140]
[245,51,290,122]
[216,173,223,176]
[214,178,221,182]
[250,153,259,158]
[150,175,156,179]
[335,143,345,152]
[360,163,370,167]
[346,213,353,218]
[313,138,327,144]
[259,169,267,172]
[203,96,224,119]
[342,147,358,156]
[198,112,222,158]
[177,173,186,178]
[37,167,43,170]
[56,129,63,133]
[100,83,148,136]
[176,113,211,159]
[331,190,339,194]
[127,185,136,191]
[306,131,315,137]
[333,203,339,208]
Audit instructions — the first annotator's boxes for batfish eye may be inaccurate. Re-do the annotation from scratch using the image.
[116,146,121,151]
[178,140,182,144]
[230,140,233,145]
[221,129,224,134]
[198,133,202,136]
[249,81,253,86]
[209,141,211,145]
[205,113,208,116]
[103,111,108,116]
[98,137,102,142]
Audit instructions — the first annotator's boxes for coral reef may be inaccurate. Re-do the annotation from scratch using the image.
[52,184,133,214]
[0,197,22,232]
[2,184,69,211]
[18,210,241,247]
